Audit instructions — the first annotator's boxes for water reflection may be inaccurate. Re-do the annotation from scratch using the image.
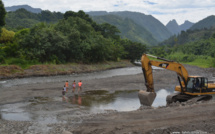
[0,89,173,122]
[64,89,172,112]
[67,95,83,105]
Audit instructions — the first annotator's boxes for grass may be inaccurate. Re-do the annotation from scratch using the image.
[148,53,215,68]
[4,58,40,69]
[184,57,215,68]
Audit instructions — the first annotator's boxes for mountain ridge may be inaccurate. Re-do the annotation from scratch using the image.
[91,14,158,45]
[5,5,215,46]
[88,11,172,42]
[5,5,42,13]
[190,15,215,30]
[166,19,194,35]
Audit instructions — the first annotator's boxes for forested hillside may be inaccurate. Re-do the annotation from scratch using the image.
[88,11,172,43]
[4,8,163,45]
[190,15,215,30]
[5,8,63,30]
[2,4,215,68]
[159,28,215,46]
[92,14,158,45]
[151,27,215,67]
[0,10,147,67]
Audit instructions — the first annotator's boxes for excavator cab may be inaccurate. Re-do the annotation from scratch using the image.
[186,77,208,93]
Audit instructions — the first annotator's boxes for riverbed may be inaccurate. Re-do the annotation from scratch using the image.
[0,65,215,134]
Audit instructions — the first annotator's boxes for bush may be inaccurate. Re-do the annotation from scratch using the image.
[0,55,5,64]
[211,58,215,67]
[166,52,195,62]
[6,58,39,68]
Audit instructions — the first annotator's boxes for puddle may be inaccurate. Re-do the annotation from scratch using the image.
[0,89,172,122]
[1,112,32,121]
[65,89,172,112]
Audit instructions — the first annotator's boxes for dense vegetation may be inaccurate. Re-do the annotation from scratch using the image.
[190,15,215,30]
[92,15,158,45]
[151,28,215,68]
[159,28,215,46]
[5,9,159,45]
[1,3,215,69]
[97,11,172,42]
[0,7,147,67]
[89,11,172,44]
[5,8,63,30]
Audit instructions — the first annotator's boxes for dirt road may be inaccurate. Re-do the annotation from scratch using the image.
[0,65,215,134]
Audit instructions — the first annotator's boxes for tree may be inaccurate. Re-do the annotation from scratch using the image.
[100,23,120,40]
[64,11,76,19]
[0,0,6,35]
[0,0,6,27]
[121,39,147,62]
[0,28,15,43]
[19,23,69,63]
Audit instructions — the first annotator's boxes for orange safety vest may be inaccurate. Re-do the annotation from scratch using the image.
[65,82,68,87]
[78,82,82,87]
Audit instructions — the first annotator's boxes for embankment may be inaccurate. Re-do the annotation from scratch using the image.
[0,60,134,80]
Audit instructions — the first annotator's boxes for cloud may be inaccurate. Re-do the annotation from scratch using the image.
[144,1,157,5]
[2,0,215,25]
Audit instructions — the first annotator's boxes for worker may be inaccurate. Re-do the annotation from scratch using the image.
[65,81,69,92]
[72,80,76,93]
[195,78,200,90]
[78,80,82,93]
[62,85,66,100]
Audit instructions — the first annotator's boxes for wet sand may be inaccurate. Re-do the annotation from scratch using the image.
[0,65,215,134]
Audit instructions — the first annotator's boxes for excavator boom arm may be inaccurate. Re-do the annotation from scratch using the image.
[141,54,189,92]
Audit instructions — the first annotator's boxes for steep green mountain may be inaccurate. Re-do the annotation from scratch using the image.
[92,14,158,45]
[159,27,215,46]
[88,11,172,42]
[5,5,42,13]
[5,8,63,30]
[166,19,194,35]
[190,15,215,30]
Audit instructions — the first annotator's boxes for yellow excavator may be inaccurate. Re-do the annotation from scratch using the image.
[138,54,215,106]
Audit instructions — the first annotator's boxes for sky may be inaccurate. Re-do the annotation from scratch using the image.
[2,0,215,25]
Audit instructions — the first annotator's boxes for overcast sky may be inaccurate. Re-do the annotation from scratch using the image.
[2,0,215,25]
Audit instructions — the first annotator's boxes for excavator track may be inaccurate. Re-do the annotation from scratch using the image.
[166,93,212,105]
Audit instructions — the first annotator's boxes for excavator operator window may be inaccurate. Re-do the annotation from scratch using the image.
[186,77,194,92]
[201,77,208,92]
[194,78,201,89]
[186,77,204,93]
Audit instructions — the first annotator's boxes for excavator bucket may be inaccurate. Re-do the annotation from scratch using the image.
[138,90,156,106]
